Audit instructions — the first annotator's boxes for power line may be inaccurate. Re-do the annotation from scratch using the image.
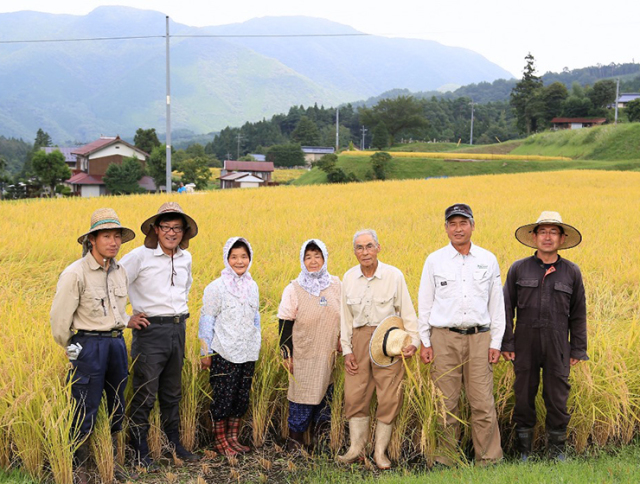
[0,32,372,45]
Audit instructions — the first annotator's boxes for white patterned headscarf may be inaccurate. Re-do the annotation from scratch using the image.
[221,236,254,299]
[296,239,332,297]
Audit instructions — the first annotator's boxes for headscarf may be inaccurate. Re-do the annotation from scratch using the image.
[296,239,333,296]
[221,236,255,300]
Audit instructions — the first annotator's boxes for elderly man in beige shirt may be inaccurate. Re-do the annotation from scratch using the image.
[338,229,419,470]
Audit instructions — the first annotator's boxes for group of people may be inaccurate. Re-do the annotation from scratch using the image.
[51,201,588,482]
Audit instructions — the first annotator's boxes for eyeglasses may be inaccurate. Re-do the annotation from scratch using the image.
[355,243,377,253]
[536,229,562,237]
[158,224,184,234]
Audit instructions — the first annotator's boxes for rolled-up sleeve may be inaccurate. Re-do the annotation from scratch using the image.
[277,284,298,321]
[50,272,80,348]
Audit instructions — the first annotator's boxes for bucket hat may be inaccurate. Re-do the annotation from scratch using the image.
[141,202,198,249]
[77,208,135,245]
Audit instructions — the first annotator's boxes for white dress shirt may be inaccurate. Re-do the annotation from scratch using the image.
[120,244,193,317]
[418,242,505,350]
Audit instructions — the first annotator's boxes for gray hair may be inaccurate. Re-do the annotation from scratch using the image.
[353,229,379,248]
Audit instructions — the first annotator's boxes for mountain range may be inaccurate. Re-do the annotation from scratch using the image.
[0,6,513,143]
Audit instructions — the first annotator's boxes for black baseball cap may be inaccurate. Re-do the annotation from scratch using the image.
[445,203,473,220]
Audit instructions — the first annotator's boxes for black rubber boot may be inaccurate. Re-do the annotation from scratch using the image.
[166,429,200,463]
[287,430,306,452]
[130,429,158,470]
[547,430,567,461]
[74,441,91,484]
[516,427,534,462]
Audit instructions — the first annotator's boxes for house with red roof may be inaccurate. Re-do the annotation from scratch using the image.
[219,160,275,189]
[63,136,152,197]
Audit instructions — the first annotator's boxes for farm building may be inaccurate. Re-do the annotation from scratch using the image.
[616,93,640,108]
[302,146,335,164]
[63,136,153,197]
[551,118,606,130]
[219,160,274,189]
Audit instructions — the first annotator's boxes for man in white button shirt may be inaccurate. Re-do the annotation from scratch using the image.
[121,202,200,467]
[418,204,505,466]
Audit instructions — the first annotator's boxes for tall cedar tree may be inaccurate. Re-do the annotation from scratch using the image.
[510,53,544,134]
[134,128,161,155]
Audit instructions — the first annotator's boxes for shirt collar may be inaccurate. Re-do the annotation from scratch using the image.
[153,243,183,257]
[357,261,384,279]
[446,242,476,258]
[84,252,119,271]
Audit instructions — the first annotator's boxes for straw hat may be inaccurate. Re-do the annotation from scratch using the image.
[369,316,412,367]
[515,211,582,250]
[140,202,198,249]
[77,208,135,245]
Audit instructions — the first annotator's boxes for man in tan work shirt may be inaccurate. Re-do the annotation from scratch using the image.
[50,208,135,483]
[338,229,419,469]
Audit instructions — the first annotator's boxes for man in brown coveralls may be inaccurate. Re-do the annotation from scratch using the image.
[501,211,588,461]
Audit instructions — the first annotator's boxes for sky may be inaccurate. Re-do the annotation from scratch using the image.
[2,0,639,79]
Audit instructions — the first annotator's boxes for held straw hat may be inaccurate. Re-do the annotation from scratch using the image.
[140,201,198,249]
[369,316,412,368]
[76,208,135,245]
[515,211,582,250]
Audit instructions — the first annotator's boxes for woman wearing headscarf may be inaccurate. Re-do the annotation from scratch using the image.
[278,239,342,450]
[199,237,261,456]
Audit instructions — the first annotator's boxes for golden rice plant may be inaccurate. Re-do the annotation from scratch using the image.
[342,150,572,161]
[1,170,640,483]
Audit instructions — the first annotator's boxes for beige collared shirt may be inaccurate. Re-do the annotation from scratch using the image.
[340,261,419,355]
[50,253,129,348]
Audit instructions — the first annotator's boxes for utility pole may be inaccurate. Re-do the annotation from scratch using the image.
[236,132,243,160]
[469,102,477,145]
[360,125,367,150]
[614,78,620,125]
[335,108,339,152]
[165,16,172,193]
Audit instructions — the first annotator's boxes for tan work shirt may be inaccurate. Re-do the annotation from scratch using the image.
[340,261,419,355]
[50,253,129,348]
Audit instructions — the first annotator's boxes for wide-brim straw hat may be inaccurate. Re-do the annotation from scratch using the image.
[77,208,135,245]
[515,211,582,250]
[369,316,412,368]
[141,201,198,250]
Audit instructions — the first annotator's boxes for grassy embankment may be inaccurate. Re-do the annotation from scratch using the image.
[292,123,640,185]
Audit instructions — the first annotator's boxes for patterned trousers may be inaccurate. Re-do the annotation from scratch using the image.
[209,353,255,421]
[288,385,333,433]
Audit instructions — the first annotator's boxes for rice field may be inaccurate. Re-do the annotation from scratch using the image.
[342,151,572,161]
[1,170,639,483]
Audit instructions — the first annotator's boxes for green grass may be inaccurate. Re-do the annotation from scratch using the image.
[387,142,468,152]
[0,469,37,483]
[292,155,640,185]
[298,445,640,484]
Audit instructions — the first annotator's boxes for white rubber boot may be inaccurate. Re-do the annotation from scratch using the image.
[336,417,370,464]
[373,421,393,469]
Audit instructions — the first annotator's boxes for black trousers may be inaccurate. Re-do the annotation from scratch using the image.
[129,320,186,438]
[513,327,571,431]
[209,353,255,421]
[68,332,128,438]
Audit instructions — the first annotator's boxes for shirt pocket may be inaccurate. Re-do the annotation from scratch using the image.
[473,269,490,297]
[515,278,539,308]
[434,272,456,298]
[83,288,107,316]
[346,297,363,318]
[373,295,394,317]
[553,282,573,317]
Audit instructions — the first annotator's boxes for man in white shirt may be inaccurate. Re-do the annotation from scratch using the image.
[418,204,505,466]
[338,229,419,469]
[121,202,200,467]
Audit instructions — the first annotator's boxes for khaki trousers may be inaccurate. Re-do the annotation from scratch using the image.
[344,326,405,425]
[431,327,503,465]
